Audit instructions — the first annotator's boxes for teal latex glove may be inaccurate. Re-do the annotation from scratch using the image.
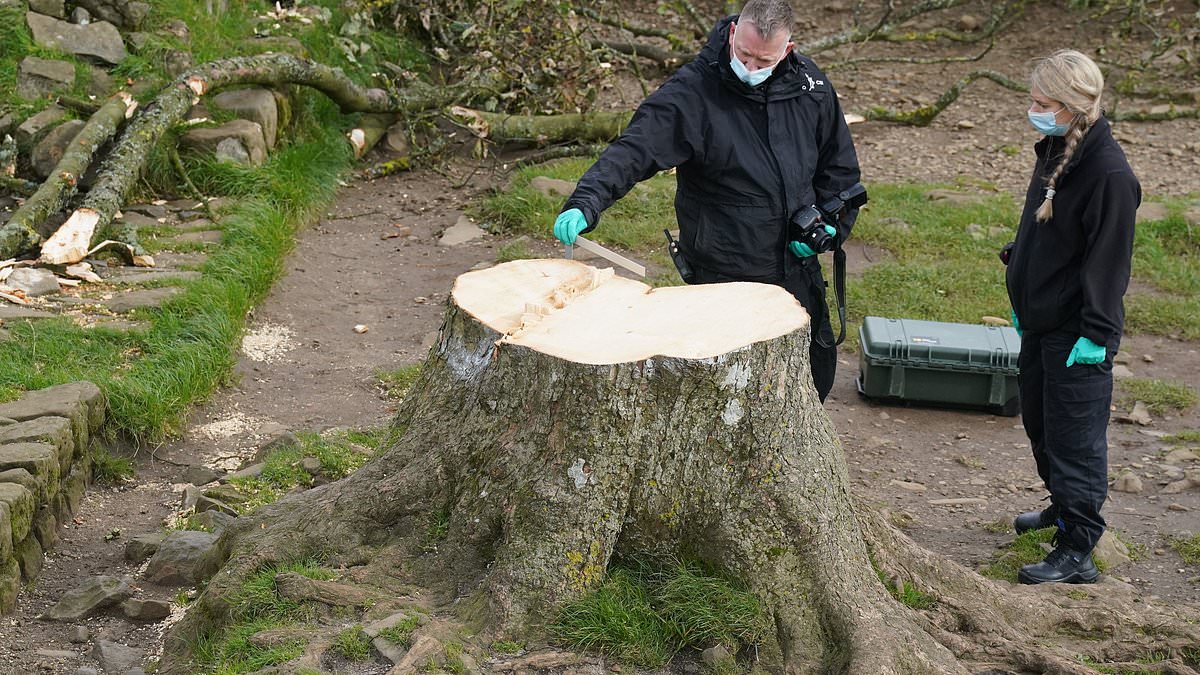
[1011,310,1021,337]
[1065,336,1106,367]
[788,225,838,258]
[553,208,588,245]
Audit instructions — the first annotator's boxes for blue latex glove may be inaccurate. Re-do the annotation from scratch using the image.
[553,208,588,245]
[788,225,838,258]
[1011,310,1021,337]
[1065,336,1106,367]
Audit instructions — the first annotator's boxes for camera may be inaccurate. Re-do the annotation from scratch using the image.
[789,183,869,254]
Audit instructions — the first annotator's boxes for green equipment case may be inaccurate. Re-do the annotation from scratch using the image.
[856,316,1022,416]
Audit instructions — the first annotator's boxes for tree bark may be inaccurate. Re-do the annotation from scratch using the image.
[163,259,967,673]
[449,107,633,145]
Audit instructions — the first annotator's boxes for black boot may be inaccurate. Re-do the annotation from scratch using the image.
[1013,508,1056,534]
[1018,545,1099,585]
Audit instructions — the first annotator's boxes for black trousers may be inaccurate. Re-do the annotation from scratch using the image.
[690,255,836,402]
[1018,328,1113,553]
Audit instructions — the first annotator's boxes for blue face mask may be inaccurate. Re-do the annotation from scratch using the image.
[730,56,774,87]
[1028,108,1069,136]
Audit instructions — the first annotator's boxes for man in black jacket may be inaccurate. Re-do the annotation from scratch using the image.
[552,0,861,402]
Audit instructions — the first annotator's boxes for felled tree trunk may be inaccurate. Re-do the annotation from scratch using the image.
[164,259,965,673]
[450,107,633,145]
[38,53,464,266]
[1,93,136,262]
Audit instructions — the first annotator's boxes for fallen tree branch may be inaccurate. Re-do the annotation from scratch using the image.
[447,107,633,146]
[38,53,480,266]
[1,93,135,261]
[590,39,688,69]
[513,143,608,168]
[800,0,974,54]
[859,69,1024,126]
[575,6,692,47]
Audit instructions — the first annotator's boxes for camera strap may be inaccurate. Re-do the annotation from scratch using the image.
[831,244,847,347]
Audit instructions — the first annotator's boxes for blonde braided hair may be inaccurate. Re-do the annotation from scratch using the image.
[1029,50,1104,222]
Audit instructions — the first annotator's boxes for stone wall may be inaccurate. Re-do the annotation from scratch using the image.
[0,382,105,613]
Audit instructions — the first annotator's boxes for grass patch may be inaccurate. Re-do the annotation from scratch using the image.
[229,428,377,513]
[1171,533,1200,566]
[1164,430,1200,444]
[377,364,424,401]
[443,642,466,674]
[981,518,1012,534]
[496,238,538,263]
[490,640,523,655]
[1117,378,1198,416]
[332,626,372,661]
[979,528,1057,582]
[550,558,769,669]
[194,558,335,673]
[91,447,135,484]
[378,615,422,647]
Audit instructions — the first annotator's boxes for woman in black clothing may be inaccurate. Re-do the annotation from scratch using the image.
[1005,49,1141,585]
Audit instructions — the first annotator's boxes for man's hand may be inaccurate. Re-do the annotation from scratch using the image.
[788,225,837,258]
[1011,310,1021,337]
[554,208,588,245]
[1065,336,1106,367]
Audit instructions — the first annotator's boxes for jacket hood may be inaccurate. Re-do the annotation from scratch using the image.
[698,15,810,101]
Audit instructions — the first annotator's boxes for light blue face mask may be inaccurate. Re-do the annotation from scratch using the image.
[730,56,774,87]
[1028,108,1069,136]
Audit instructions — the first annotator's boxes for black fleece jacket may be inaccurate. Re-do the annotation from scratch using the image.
[1006,116,1140,347]
[562,16,861,282]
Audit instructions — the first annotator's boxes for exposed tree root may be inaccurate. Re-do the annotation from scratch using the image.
[861,69,1025,126]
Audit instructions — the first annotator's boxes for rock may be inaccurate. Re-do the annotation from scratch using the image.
[101,287,183,314]
[182,464,221,486]
[214,137,252,165]
[957,14,982,31]
[701,645,734,667]
[210,88,279,148]
[124,532,167,563]
[1111,471,1143,494]
[1129,401,1152,426]
[1113,351,1133,365]
[90,640,141,674]
[438,215,486,246]
[179,120,267,166]
[144,530,219,586]
[202,483,249,504]
[1093,531,1132,571]
[29,0,67,18]
[40,576,133,621]
[1111,364,1134,379]
[194,494,239,517]
[1163,473,1200,494]
[17,57,76,99]
[384,121,409,155]
[528,176,576,198]
[121,597,172,621]
[70,7,90,24]
[5,268,60,297]
[222,462,265,482]
[191,509,235,535]
[124,203,168,219]
[1135,202,1169,223]
[1142,353,1155,363]
[956,119,976,129]
[69,625,89,643]
[26,13,127,65]
[15,106,68,152]
[889,479,927,492]
[300,456,321,476]
[31,119,86,179]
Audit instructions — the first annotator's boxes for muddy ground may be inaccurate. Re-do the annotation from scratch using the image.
[1,1,1199,672]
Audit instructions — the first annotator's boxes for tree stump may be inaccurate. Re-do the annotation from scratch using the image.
[167,260,1200,675]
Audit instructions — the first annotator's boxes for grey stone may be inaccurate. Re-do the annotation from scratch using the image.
[183,464,221,486]
[90,640,141,674]
[41,575,133,621]
[1112,364,1135,379]
[438,215,486,246]
[0,468,41,498]
[6,266,62,297]
[300,457,321,476]
[29,0,67,18]
[102,287,183,314]
[0,416,75,473]
[69,625,90,643]
[15,533,42,580]
[194,494,238,517]
[0,443,59,503]
[0,559,19,613]
[26,13,127,65]
[121,597,171,621]
[73,667,99,675]
[1093,531,1132,570]
[0,304,56,320]
[211,88,279,148]
[32,506,59,550]
[35,648,78,659]
[126,31,153,54]
[101,267,203,284]
[0,381,104,438]
[0,482,35,544]
[70,6,90,24]
[191,509,234,535]
[124,203,168,219]
[0,503,11,566]
[214,137,252,165]
[180,484,201,511]
[113,211,163,229]
[1112,471,1143,494]
[1165,448,1199,464]
[145,530,219,586]
[179,120,267,166]
[15,106,68,152]
[202,483,248,504]
[72,0,150,30]
[86,66,114,98]
[528,176,576,198]
[31,118,86,179]
[170,230,223,244]
[124,532,166,563]
[221,462,265,482]
[17,56,76,99]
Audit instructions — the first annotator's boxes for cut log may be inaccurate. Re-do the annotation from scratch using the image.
[0,93,134,261]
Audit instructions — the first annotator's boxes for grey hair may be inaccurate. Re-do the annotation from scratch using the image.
[1030,49,1105,222]
[738,0,794,40]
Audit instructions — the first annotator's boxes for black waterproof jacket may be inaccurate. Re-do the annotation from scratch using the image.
[1006,116,1140,347]
[562,16,861,282]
